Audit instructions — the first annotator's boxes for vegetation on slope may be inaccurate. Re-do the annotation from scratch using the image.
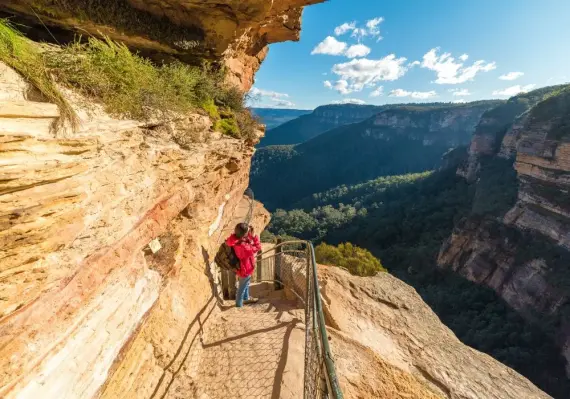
[0,19,257,139]
[265,163,570,397]
[251,102,498,209]
[315,242,385,276]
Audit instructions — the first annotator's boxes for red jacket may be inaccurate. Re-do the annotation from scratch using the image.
[226,233,261,278]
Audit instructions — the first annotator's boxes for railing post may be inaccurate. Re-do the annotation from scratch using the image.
[274,238,283,290]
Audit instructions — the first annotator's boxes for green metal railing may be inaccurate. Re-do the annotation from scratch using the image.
[255,241,343,399]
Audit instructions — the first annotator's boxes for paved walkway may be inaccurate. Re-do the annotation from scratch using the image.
[162,294,305,399]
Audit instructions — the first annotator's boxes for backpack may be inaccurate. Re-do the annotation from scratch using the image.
[215,242,240,271]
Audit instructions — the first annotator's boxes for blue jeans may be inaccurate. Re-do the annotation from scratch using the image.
[236,276,251,307]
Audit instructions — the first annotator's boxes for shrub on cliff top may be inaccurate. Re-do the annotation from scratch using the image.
[315,242,386,277]
[0,19,78,129]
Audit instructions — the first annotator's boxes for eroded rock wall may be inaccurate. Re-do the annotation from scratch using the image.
[0,62,270,398]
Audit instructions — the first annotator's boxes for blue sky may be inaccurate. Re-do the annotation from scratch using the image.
[250,0,570,110]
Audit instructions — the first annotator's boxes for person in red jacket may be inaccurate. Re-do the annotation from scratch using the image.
[226,223,262,307]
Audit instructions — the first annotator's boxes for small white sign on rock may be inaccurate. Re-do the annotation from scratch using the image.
[148,238,162,254]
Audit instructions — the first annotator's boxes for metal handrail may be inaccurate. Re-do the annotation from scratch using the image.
[309,243,343,398]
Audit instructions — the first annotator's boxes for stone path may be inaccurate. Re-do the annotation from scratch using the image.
[162,294,305,399]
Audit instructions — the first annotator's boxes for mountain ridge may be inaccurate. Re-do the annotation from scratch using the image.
[252,100,502,209]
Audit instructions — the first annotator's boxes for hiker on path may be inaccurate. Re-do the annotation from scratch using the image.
[226,223,262,307]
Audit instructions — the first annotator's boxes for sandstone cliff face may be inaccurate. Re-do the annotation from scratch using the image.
[367,105,490,147]
[0,62,270,398]
[319,266,549,399]
[457,87,563,181]
[439,86,570,378]
[1,0,323,91]
[312,104,387,126]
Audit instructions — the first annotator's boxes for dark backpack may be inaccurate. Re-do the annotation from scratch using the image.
[215,242,240,271]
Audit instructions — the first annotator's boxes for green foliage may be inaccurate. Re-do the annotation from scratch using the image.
[267,171,443,242]
[201,98,220,120]
[530,85,570,141]
[48,36,220,119]
[216,118,240,138]
[0,19,78,129]
[260,230,277,243]
[315,242,385,276]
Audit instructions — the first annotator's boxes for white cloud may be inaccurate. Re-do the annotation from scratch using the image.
[331,55,408,92]
[389,89,437,99]
[311,36,347,56]
[409,61,421,67]
[249,87,294,108]
[492,84,536,97]
[335,17,384,41]
[334,22,356,36]
[449,88,472,97]
[250,87,289,99]
[453,99,467,104]
[345,44,371,58]
[350,28,368,40]
[273,99,296,108]
[370,86,384,97]
[366,17,384,40]
[332,98,367,105]
[499,72,524,81]
[325,79,360,95]
[459,54,469,62]
[421,48,496,84]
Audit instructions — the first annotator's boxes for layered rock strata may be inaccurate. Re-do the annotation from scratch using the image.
[0,61,270,398]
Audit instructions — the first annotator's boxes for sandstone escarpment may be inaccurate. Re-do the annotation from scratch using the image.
[367,104,492,146]
[439,85,570,380]
[319,266,549,399]
[1,0,323,91]
[0,61,271,398]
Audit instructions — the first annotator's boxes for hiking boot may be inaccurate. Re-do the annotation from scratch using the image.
[244,297,259,304]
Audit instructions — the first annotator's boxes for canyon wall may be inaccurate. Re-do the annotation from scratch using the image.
[438,86,570,376]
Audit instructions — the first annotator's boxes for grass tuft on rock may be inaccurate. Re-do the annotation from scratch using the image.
[0,19,259,139]
[0,19,79,129]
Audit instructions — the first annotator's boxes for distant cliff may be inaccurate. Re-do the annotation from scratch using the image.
[258,103,391,147]
[252,101,501,209]
[251,107,312,130]
[438,85,570,378]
